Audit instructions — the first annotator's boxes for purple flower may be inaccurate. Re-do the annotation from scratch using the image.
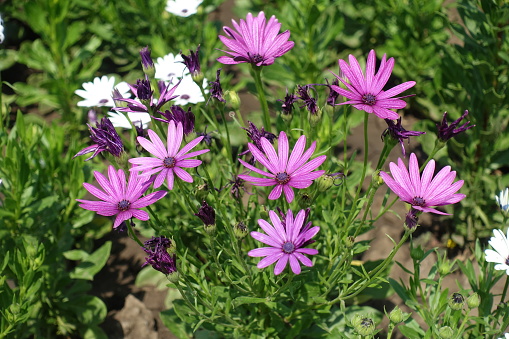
[129,120,210,189]
[155,105,195,136]
[382,117,425,157]
[77,165,167,228]
[209,69,225,103]
[180,45,201,77]
[239,121,277,163]
[278,89,298,115]
[217,11,294,66]
[331,49,416,120]
[196,126,214,146]
[296,85,319,115]
[140,46,155,74]
[74,118,124,161]
[325,78,340,106]
[437,110,475,142]
[248,209,319,275]
[238,131,326,203]
[379,153,465,215]
[143,236,177,276]
[194,200,215,226]
[115,77,180,114]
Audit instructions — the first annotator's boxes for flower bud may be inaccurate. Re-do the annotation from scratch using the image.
[438,257,454,276]
[140,46,155,78]
[352,315,375,336]
[345,236,355,248]
[448,292,465,310]
[316,174,334,192]
[389,306,405,324]
[438,326,454,339]
[466,292,480,309]
[372,170,384,187]
[309,107,323,126]
[259,205,269,219]
[225,91,241,111]
[410,245,424,261]
[233,222,248,239]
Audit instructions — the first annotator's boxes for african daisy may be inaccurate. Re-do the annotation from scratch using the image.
[129,120,209,189]
[248,208,319,275]
[238,131,326,203]
[331,49,415,120]
[77,165,166,228]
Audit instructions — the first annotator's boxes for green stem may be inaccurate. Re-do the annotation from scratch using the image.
[344,112,370,229]
[501,274,509,303]
[341,230,410,301]
[251,66,271,133]
[127,220,144,247]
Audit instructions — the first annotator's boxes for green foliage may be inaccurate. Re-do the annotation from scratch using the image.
[0,112,109,338]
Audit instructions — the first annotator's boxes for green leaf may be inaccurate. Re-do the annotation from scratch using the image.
[69,241,111,280]
[232,296,269,308]
[160,308,192,339]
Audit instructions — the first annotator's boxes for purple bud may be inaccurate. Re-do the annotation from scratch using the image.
[437,110,475,142]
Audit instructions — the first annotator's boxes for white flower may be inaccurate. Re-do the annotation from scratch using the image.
[496,188,509,213]
[75,76,130,107]
[172,75,208,105]
[0,14,5,44]
[154,53,187,81]
[485,228,509,275]
[107,111,151,129]
[498,334,509,339]
[165,0,202,17]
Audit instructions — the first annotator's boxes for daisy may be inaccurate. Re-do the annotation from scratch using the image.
[154,53,187,81]
[248,208,319,275]
[217,11,294,66]
[165,0,202,17]
[75,76,130,107]
[238,131,326,203]
[331,49,416,120]
[107,111,152,129]
[77,165,167,228]
[129,120,209,189]
[172,75,208,105]
[485,228,509,275]
[496,188,509,213]
[379,153,465,215]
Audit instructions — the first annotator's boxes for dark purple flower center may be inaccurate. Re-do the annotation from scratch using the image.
[282,241,295,254]
[411,196,426,206]
[117,199,131,211]
[251,53,264,64]
[99,98,109,104]
[275,172,291,185]
[163,156,177,168]
[181,94,190,100]
[506,256,509,266]
[362,93,376,106]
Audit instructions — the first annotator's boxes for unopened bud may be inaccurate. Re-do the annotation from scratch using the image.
[438,326,454,339]
[352,315,375,336]
[372,170,384,187]
[389,307,405,324]
[316,174,334,192]
[194,183,209,201]
[309,108,323,126]
[225,91,241,110]
[466,293,480,309]
[233,222,248,239]
[448,292,465,310]
[410,245,424,261]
